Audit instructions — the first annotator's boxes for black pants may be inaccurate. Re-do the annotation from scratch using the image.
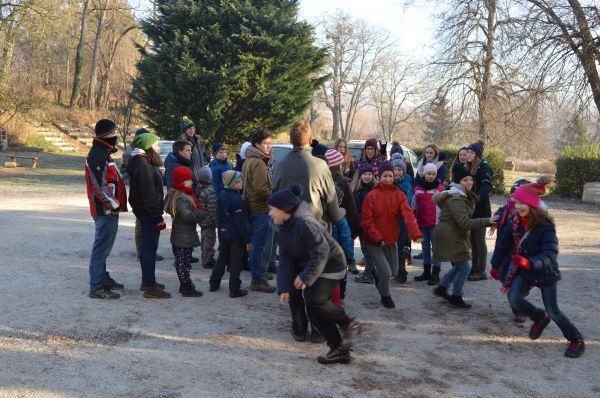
[469,226,488,275]
[300,277,352,349]
[210,238,243,293]
[396,218,409,277]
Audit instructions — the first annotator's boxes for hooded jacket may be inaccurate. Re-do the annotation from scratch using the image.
[412,181,445,228]
[216,188,251,243]
[332,171,359,238]
[241,145,272,215]
[164,152,193,190]
[163,190,205,248]
[126,154,164,223]
[209,157,233,195]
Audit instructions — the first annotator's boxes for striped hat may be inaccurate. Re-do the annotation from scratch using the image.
[222,170,241,189]
[325,149,344,168]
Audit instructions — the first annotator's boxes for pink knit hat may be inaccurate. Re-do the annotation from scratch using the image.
[513,181,547,209]
[423,163,438,175]
[325,149,344,168]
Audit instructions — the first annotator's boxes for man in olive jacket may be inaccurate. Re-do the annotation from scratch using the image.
[242,128,276,293]
[272,120,344,228]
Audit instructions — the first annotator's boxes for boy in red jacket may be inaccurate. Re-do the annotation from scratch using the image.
[361,161,423,308]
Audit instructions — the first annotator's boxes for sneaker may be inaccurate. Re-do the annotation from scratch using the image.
[528,315,550,340]
[292,332,306,342]
[340,319,362,349]
[354,273,374,284]
[310,333,326,344]
[139,281,165,291]
[317,348,351,365]
[89,287,120,299]
[143,283,171,299]
[448,295,472,308]
[380,296,395,309]
[229,288,248,298]
[513,315,527,323]
[467,273,487,281]
[203,259,216,269]
[413,252,423,260]
[565,340,585,358]
[347,260,359,275]
[103,277,124,291]
[433,285,450,300]
[190,256,200,263]
[249,279,276,293]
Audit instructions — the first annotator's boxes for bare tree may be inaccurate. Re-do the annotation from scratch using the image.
[69,0,90,108]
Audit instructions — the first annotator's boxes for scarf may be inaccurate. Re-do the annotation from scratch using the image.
[131,147,146,157]
[173,180,200,209]
[502,215,531,294]
[420,178,440,191]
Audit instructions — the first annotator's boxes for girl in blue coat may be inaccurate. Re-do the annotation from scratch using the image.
[490,179,585,358]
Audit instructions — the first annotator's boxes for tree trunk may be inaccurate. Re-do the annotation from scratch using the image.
[70,0,90,108]
[479,0,496,143]
[88,4,105,110]
[0,21,17,92]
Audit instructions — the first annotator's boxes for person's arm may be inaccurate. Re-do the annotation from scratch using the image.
[133,163,164,223]
[438,163,447,186]
[342,183,360,238]
[207,189,218,225]
[86,155,120,211]
[176,196,206,224]
[397,191,423,241]
[450,198,491,231]
[527,223,559,273]
[276,247,295,295]
[250,160,272,202]
[231,195,251,244]
[297,221,331,287]
[477,162,493,200]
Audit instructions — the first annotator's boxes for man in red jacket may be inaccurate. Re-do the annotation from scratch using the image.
[84,119,127,299]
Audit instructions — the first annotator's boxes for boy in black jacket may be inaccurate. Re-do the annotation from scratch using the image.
[268,183,362,364]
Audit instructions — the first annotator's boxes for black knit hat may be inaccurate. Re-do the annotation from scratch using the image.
[467,141,484,159]
[134,127,149,136]
[311,139,329,159]
[268,183,303,213]
[452,164,472,184]
[95,119,117,137]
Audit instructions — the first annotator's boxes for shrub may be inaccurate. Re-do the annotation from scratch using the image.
[554,145,600,198]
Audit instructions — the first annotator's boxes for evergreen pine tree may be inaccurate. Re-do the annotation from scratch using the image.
[134,0,327,142]
[423,95,453,145]
[557,113,591,150]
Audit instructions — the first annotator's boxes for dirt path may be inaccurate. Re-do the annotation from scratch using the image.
[0,170,599,397]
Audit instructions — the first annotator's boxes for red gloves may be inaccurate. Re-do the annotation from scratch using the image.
[155,221,167,232]
[512,255,531,270]
[490,268,499,280]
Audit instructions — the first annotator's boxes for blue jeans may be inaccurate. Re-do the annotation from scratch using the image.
[421,226,441,268]
[89,213,119,292]
[138,216,160,284]
[250,213,271,282]
[508,275,583,341]
[440,260,470,296]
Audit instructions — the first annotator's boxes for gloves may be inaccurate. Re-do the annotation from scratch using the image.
[490,268,499,280]
[512,255,531,270]
[155,221,167,232]
[377,240,385,247]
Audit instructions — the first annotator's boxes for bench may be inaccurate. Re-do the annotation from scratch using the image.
[7,146,43,168]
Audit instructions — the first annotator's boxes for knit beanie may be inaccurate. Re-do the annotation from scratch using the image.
[510,178,532,194]
[222,170,241,189]
[452,164,472,183]
[390,141,402,156]
[199,165,212,184]
[325,149,344,168]
[358,162,374,176]
[95,119,117,137]
[134,127,149,136]
[423,163,438,175]
[173,166,193,186]
[267,183,303,213]
[132,133,158,151]
[467,140,484,159]
[364,138,378,150]
[378,160,394,176]
[240,142,252,160]
[212,142,225,155]
[513,176,551,209]
[179,116,195,133]
[311,139,328,158]
[392,157,406,172]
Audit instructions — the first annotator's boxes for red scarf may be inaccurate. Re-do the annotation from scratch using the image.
[501,215,531,294]
[173,181,200,209]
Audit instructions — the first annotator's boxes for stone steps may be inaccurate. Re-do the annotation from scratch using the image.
[32,126,85,152]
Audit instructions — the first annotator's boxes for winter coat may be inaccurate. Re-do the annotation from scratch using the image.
[412,182,445,228]
[272,147,344,226]
[472,159,493,218]
[353,182,375,225]
[416,152,448,184]
[196,182,218,227]
[179,133,211,186]
[276,202,347,294]
[127,155,164,223]
[164,152,193,190]
[491,217,561,287]
[361,182,422,245]
[394,174,414,206]
[163,190,204,249]
[84,139,127,217]
[432,184,491,262]
[332,218,354,262]
[332,171,360,238]
[216,188,251,243]
[241,146,272,215]
[209,158,233,195]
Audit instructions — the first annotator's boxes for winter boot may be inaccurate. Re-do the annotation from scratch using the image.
[249,279,276,293]
[380,296,396,309]
[317,348,351,365]
[414,264,432,281]
[427,267,441,286]
[140,280,165,291]
[433,285,450,300]
[179,282,203,297]
[565,340,585,358]
[142,283,171,299]
[528,315,551,340]
[448,295,472,308]
[103,277,124,291]
[229,288,248,298]
[89,287,120,300]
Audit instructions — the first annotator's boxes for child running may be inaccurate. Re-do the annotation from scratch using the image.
[490,178,585,358]
[163,166,206,297]
[391,153,413,284]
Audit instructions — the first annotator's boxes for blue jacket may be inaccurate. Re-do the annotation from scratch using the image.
[332,218,354,262]
[164,152,193,190]
[394,174,414,206]
[209,158,233,195]
[490,217,561,287]
[276,202,347,294]
[216,188,251,243]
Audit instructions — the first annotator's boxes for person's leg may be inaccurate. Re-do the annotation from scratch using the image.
[359,234,374,275]
[469,227,487,276]
[138,216,159,284]
[227,239,244,293]
[540,284,583,341]
[89,214,119,292]
[384,243,399,278]
[507,275,546,321]
[261,219,275,274]
[439,261,459,288]
[396,219,408,279]
[173,247,193,285]
[449,260,471,296]
[422,227,433,264]
[200,226,214,266]
[135,218,142,255]
[250,213,269,283]
[209,239,229,289]
[288,287,308,337]
[367,245,392,297]
[469,231,478,275]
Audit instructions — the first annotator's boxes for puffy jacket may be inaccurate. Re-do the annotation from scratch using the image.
[126,155,164,223]
[412,182,444,228]
[216,188,251,243]
[394,174,414,206]
[361,182,422,245]
[491,217,561,287]
[276,202,347,294]
[84,139,127,217]
[209,158,233,195]
[332,218,354,262]
[196,183,218,227]
[164,152,193,190]
[241,146,272,215]
[163,190,204,249]
[472,159,493,218]
[332,171,359,238]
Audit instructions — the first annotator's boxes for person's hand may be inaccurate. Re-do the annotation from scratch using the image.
[512,255,531,270]
[414,237,424,244]
[378,240,385,247]
[488,225,497,236]
[110,205,121,214]
[155,221,167,232]
[490,215,500,224]
[293,275,306,290]
[490,268,500,280]
[245,243,252,252]
[279,292,290,304]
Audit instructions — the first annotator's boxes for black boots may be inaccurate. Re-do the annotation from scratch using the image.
[380,296,395,308]
[433,285,450,300]
[427,267,440,286]
[414,264,431,281]
[448,295,472,308]
[179,282,203,297]
[317,348,351,365]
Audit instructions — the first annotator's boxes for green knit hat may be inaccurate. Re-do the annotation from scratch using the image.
[179,116,195,133]
[132,133,158,151]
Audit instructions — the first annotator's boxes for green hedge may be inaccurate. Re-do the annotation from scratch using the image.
[554,145,600,198]
[413,146,505,194]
